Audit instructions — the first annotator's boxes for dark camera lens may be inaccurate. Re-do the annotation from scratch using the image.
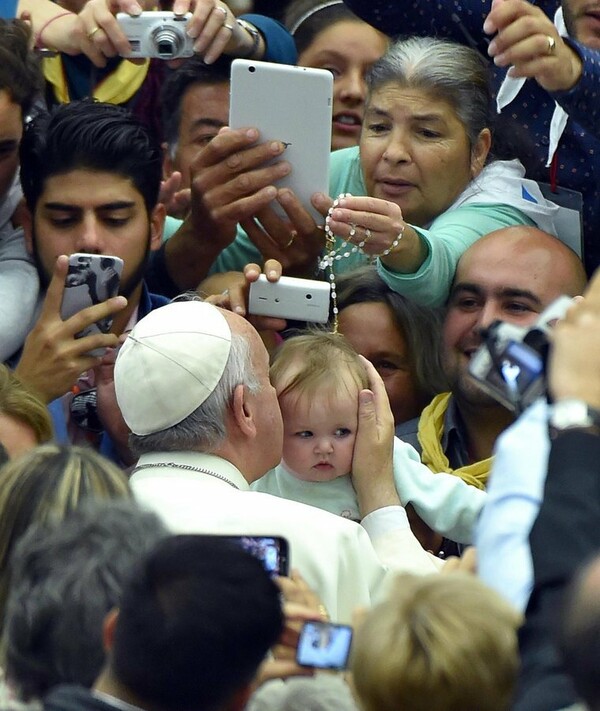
[152,25,183,58]
[248,65,256,73]
[158,40,174,56]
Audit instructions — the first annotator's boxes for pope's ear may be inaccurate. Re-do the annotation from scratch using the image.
[231,383,258,439]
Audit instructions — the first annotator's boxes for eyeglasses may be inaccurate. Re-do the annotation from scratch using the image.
[69,388,103,434]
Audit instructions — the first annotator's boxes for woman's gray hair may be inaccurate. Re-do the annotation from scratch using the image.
[366,36,493,150]
[129,332,260,456]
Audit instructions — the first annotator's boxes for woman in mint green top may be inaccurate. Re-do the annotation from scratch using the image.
[193,35,561,307]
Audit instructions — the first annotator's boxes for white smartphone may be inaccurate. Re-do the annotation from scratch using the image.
[248,274,330,323]
[60,253,124,356]
[229,59,333,222]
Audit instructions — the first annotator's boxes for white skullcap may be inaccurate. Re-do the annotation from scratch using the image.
[114,301,232,435]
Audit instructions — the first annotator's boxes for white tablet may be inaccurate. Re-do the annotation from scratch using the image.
[229,59,333,222]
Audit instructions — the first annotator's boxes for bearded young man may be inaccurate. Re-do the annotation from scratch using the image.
[14,99,169,462]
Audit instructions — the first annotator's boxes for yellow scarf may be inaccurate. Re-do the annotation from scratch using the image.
[418,392,490,490]
[43,55,150,105]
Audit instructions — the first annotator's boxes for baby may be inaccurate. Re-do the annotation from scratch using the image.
[251,332,485,545]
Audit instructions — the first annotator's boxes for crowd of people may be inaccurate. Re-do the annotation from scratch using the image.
[0,0,599,709]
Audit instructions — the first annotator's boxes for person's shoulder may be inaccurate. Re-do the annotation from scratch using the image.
[329,146,360,177]
[395,417,421,452]
[148,291,170,310]
[250,465,281,493]
[329,146,365,198]
[132,471,365,541]
[44,684,105,711]
[248,488,362,533]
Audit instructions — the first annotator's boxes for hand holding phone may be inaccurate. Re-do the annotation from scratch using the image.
[60,253,124,356]
[14,256,126,403]
[248,275,330,323]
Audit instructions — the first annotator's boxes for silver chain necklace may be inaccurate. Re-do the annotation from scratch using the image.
[132,462,240,490]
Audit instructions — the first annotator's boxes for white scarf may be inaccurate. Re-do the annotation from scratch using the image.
[495,7,569,167]
[447,158,560,235]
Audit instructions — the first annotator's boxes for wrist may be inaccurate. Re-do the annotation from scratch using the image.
[35,11,76,50]
[548,398,600,438]
[355,477,400,517]
[234,19,263,59]
[378,225,427,275]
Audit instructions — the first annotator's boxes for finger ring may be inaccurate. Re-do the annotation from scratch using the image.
[318,604,330,621]
[223,22,235,31]
[546,35,556,55]
[284,230,297,249]
[87,26,101,40]
[215,6,228,17]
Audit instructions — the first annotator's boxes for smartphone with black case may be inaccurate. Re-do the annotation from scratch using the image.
[229,535,289,577]
[196,535,289,577]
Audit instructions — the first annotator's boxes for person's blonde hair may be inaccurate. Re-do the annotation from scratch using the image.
[270,331,368,402]
[0,444,130,638]
[352,573,520,711]
[0,365,52,446]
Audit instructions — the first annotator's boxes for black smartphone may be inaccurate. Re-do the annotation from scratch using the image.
[200,535,289,577]
[296,620,353,670]
[60,253,123,355]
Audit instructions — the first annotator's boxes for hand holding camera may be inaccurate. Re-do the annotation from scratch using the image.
[115,4,254,63]
[468,295,574,413]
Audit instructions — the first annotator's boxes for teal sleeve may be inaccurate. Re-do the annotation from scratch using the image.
[328,146,366,197]
[161,217,261,276]
[392,438,486,544]
[162,215,181,242]
[208,226,262,275]
[377,203,536,307]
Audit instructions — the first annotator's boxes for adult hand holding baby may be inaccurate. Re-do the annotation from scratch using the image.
[351,357,400,517]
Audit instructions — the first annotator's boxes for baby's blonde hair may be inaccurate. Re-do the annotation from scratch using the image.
[270,331,368,402]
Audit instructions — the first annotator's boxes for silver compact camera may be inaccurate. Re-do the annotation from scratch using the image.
[468,296,573,414]
[116,12,194,60]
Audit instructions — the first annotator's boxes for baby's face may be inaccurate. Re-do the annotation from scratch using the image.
[280,390,358,482]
